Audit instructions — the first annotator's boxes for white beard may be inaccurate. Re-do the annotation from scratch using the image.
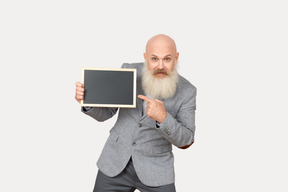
[141,62,179,99]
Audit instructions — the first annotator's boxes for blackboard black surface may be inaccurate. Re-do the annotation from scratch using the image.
[81,68,136,108]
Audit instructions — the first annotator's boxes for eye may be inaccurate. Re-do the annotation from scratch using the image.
[152,57,158,61]
[164,57,171,61]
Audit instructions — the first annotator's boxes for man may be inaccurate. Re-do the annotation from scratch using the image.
[75,34,197,192]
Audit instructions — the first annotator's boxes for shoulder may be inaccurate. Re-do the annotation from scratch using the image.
[121,62,144,69]
[178,75,197,94]
[174,75,197,108]
[121,63,144,77]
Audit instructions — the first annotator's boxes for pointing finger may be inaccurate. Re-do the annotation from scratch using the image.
[138,95,153,102]
[154,99,163,103]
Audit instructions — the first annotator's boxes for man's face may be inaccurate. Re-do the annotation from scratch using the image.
[142,35,179,99]
[144,38,179,79]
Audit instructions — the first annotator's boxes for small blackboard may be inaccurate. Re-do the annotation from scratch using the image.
[81,68,137,108]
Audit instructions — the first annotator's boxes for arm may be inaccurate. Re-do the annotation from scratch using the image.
[81,107,118,122]
[139,87,197,148]
[157,89,196,148]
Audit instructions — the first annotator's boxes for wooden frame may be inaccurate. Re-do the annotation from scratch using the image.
[81,68,137,108]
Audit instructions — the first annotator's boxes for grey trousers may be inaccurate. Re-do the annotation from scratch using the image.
[93,158,176,192]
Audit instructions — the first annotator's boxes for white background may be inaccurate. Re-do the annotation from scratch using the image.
[1,0,287,191]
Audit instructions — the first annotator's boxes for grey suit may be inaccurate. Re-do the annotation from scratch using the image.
[83,63,197,187]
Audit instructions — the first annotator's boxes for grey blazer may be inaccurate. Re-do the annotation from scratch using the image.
[82,63,197,187]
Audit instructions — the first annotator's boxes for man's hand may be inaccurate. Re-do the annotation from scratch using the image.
[138,95,167,123]
[75,82,85,104]
[179,142,194,149]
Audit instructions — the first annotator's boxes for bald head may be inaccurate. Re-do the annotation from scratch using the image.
[144,34,179,78]
[145,34,177,54]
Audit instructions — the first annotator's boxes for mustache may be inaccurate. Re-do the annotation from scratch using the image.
[152,69,169,76]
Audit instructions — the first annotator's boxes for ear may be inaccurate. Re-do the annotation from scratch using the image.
[176,52,179,60]
[143,52,147,59]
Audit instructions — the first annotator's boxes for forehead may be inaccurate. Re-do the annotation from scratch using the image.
[146,43,176,57]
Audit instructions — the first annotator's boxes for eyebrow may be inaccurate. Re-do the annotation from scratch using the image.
[151,54,172,57]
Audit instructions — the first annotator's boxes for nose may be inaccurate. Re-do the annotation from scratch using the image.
[157,60,164,69]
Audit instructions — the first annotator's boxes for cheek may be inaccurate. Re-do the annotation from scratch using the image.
[147,62,157,70]
[165,63,175,72]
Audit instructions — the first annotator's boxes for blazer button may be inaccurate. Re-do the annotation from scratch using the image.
[132,142,137,146]
[138,123,142,128]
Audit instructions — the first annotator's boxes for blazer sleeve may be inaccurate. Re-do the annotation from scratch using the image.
[155,87,197,148]
[81,107,118,122]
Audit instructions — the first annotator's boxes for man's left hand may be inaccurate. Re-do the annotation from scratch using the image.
[138,95,167,123]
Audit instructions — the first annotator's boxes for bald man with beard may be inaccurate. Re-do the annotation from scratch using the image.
[75,34,197,192]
